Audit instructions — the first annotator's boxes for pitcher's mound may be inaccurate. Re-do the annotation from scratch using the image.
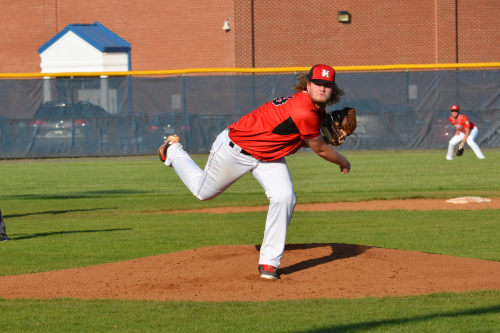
[1,244,500,301]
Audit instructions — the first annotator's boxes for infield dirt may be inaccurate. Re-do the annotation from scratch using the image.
[1,198,499,301]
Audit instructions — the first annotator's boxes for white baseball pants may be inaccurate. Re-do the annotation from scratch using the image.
[446,126,485,160]
[165,129,296,268]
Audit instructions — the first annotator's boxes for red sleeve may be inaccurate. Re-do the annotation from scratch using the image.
[462,116,472,128]
[290,107,321,139]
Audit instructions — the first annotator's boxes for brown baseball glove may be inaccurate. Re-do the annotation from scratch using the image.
[320,107,357,146]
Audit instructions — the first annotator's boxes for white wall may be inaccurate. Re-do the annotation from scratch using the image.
[40,31,128,73]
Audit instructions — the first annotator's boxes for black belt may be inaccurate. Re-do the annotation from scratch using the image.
[229,141,251,156]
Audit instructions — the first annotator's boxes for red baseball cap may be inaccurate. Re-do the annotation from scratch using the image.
[308,64,335,85]
[451,105,459,111]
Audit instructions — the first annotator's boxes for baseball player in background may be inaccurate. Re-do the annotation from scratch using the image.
[158,64,351,280]
[0,209,10,241]
[446,105,485,160]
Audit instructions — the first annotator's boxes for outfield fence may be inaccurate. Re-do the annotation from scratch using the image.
[1,64,499,158]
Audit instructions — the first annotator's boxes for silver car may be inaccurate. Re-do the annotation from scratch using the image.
[30,101,109,155]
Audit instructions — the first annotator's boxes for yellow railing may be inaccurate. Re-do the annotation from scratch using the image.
[1,62,500,78]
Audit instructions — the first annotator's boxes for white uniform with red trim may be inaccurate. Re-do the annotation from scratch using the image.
[165,91,325,268]
[446,114,485,160]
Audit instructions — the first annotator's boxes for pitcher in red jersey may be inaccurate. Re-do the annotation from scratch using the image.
[158,65,351,279]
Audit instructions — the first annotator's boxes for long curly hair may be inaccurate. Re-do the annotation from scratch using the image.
[293,72,345,106]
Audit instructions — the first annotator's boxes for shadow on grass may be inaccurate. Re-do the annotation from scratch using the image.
[4,208,113,219]
[299,304,500,332]
[1,190,153,200]
[10,228,131,241]
[255,243,371,276]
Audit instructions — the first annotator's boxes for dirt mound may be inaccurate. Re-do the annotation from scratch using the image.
[1,244,500,301]
[2,198,499,301]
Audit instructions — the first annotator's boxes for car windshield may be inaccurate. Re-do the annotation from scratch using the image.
[34,102,109,119]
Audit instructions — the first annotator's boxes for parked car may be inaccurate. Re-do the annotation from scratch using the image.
[428,112,455,146]
[30,101,110,156]
[334,99,386,143]
[98,112,202,155]
[354,113,383,140]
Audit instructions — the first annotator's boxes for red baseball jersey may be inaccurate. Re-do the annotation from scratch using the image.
[448,114,475,134]
[228,91,325,161]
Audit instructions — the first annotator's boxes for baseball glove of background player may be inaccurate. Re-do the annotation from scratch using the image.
[321,107,357,146]
[454,142,465,156]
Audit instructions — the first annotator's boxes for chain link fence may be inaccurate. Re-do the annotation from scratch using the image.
[1,70,499,158]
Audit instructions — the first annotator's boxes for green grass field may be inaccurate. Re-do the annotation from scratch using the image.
[1,149,500,332]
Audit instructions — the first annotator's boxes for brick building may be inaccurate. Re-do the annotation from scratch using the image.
[1,0,499,74]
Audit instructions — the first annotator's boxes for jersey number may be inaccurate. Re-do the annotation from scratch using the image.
[272,95,294,106]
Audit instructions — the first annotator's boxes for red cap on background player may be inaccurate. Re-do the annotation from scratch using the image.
[451,105,459,111]
[308,64,335,85]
